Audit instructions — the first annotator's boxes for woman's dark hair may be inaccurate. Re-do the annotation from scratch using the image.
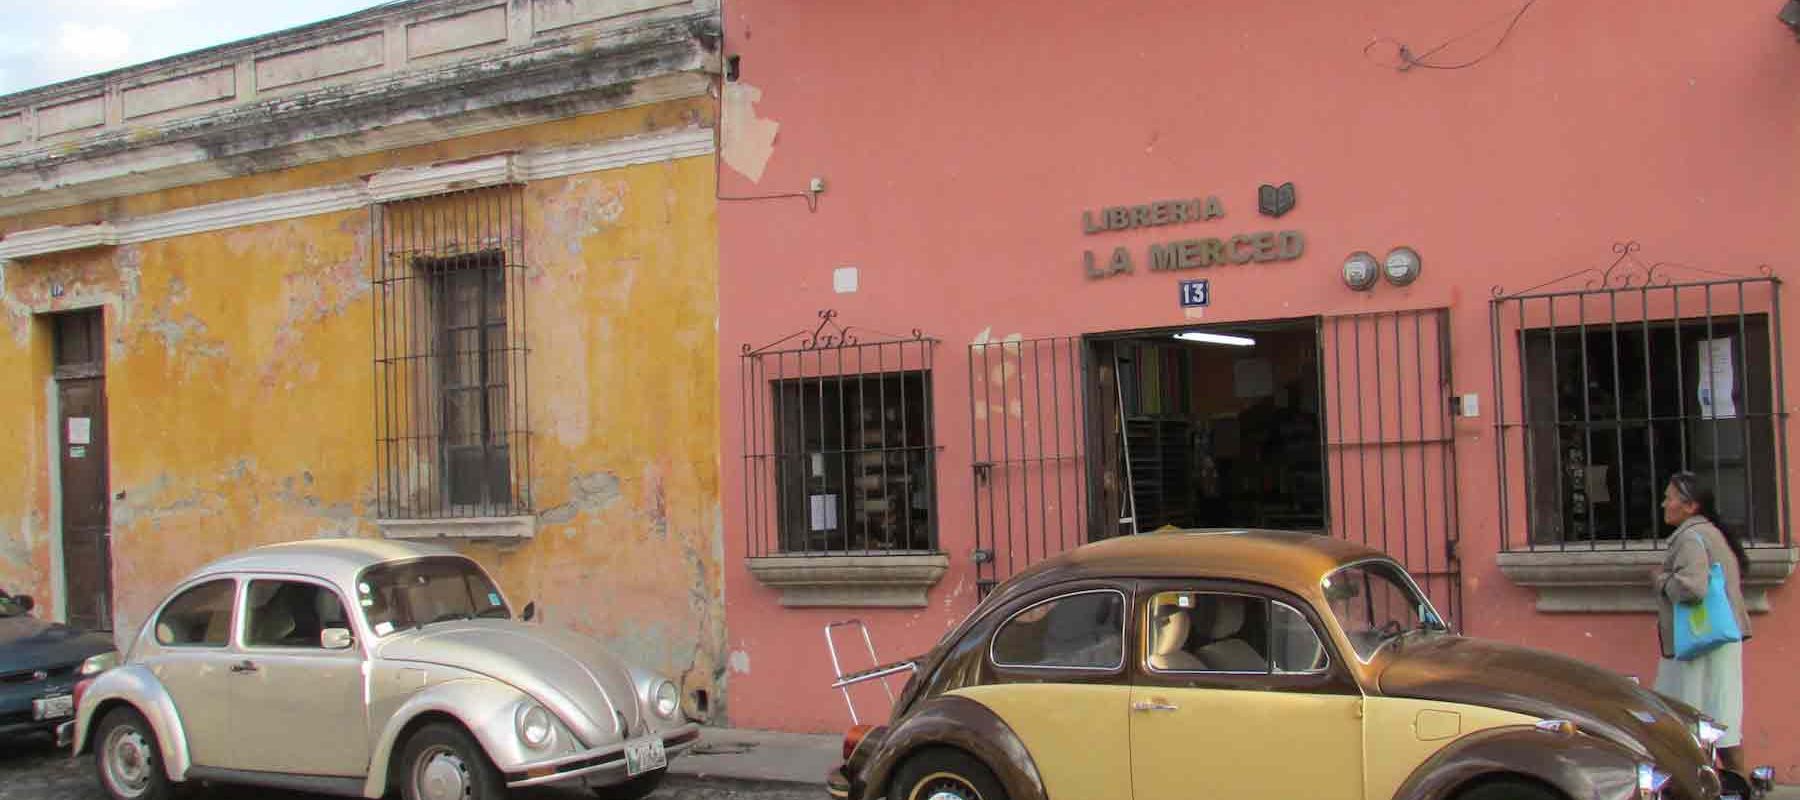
[1669,471,1751,574]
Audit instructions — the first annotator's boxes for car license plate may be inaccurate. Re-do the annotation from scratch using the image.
[623,737,666,777]
[33,694,74,721]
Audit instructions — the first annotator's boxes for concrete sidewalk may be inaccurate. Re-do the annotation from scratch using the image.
[670,727,840,786]
[671,726,1800,800]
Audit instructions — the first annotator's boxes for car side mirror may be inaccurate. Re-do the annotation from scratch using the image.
[14,595,33,613]
[321,628,354,650]
[521,601,536,622]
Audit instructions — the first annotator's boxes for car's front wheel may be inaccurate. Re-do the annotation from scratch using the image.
[94,707,174,800]
[400,722,507,800]
[890,748,1008,800]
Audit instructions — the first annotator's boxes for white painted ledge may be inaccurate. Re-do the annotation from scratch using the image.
[1497,545,1797,613]
[377,515,537,542]
[0,223,118,259]
[746,554,950,608]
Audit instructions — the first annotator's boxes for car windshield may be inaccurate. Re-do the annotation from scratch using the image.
[357,557,509,636]
[1321,560,1445,661]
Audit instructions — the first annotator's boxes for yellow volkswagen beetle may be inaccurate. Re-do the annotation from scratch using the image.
[829,530,1767,800]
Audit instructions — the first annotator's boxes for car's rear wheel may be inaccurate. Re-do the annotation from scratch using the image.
[890,748,1008,800]
[400,722,507,800]
[1457,778,1564,800]
[94,707,174,800]
[591,770,665,800]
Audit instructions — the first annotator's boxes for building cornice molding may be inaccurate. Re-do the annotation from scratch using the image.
[0,127,713,260]
[0,8,719,218]
[0,224,119,260]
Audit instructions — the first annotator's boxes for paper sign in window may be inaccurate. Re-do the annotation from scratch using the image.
[809,494,839,531]
[1697,338,1737,420]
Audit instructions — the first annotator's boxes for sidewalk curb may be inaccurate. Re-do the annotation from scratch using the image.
[669,727,838,787]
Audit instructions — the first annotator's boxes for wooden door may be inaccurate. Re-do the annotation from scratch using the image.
[55,310,111,631]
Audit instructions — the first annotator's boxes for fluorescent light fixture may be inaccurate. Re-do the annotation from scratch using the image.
[1173,331,1256,347]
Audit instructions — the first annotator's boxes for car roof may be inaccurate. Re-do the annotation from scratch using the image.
[994,529,1388,599]
[183,537,464,587]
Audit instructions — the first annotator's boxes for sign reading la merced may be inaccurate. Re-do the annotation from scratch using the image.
[1082,195,1303,280]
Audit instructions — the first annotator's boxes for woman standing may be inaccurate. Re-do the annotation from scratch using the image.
[1653,471,1753,774]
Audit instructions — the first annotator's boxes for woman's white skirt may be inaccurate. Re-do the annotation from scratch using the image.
[1655,640,1744,748]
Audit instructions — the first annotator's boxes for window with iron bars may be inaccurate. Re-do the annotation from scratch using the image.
[741,314,940,556]
[1492,246,1790,551]
[373,187,532,519]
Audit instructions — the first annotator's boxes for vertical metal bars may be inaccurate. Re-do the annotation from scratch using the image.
[740,316,940,558]
[1490,260,1787,551]
[969,336,1089,595]
[1320,310,1461,624]
[373,185,531,520]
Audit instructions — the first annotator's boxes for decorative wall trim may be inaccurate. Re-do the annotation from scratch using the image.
[0,127,713,259]
[0,223,118,259]
[746,554,950,608]
[518,127,714,181]
[366,154,518,203]
[377,515,537,542]
[1497,546,1798,614]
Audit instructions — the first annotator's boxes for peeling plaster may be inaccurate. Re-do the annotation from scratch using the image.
[728,649,751,675]
[539,472,624,525]
[721,82,779,183]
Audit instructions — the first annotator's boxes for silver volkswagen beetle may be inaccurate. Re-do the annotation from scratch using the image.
[65,538,699,800]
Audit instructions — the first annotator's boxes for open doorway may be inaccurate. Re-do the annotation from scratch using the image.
[1089,319,1325,538]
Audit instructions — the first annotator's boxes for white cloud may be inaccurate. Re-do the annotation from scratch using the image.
[58,23,132,63]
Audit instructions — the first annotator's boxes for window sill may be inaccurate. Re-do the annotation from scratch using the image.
[745,553,950,608]
[1496,546,1798,613]
[376,516,537,544]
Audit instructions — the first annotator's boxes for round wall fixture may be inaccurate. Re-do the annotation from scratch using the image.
[1383,246,1422,286]
[1343,251,1379,291]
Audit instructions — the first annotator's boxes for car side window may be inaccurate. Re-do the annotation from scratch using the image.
[155,579,236,647]
[1270,601,1330,674]
[245,580,350,649]
[1146,591,1272,673]
[991,589,1125,670]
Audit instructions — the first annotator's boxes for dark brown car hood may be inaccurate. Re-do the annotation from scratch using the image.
[1378,635,1705,769]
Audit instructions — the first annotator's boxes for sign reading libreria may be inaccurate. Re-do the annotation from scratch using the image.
[1081,195,1303,280]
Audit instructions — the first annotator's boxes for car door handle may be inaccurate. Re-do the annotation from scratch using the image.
[1132,700,1179,712]
[229,660,259,674]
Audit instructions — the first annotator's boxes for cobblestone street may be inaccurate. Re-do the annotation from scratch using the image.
[0,734,821,800]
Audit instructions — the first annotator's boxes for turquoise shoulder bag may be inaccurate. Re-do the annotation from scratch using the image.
[1673,559,1744,661]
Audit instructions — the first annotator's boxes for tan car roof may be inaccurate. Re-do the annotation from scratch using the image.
[1004,529,1387,595]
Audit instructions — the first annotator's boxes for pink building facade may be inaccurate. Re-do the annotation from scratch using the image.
[715,0,1800,776]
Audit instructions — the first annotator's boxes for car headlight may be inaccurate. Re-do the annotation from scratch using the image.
[653,680,679,719]
[1696,718,1727,750]
[79,651,119,677]
[515,703,555,750]
[1638,763,1673,800]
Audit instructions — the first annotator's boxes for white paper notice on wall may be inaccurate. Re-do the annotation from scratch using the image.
[809,494,839,532]
[68,417,92,445]
[1697,338,1737,419]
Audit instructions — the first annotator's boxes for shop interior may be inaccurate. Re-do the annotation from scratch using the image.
[1091,320,1326,536]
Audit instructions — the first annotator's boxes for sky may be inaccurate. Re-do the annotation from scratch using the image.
[0,0,396,96]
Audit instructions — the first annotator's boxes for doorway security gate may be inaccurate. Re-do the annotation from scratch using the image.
[1321,309,1462,623]
[969,313,1463,622]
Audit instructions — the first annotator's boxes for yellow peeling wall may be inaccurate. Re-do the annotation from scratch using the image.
[0,102,726,713]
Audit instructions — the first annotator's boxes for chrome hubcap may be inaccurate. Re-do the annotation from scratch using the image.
[415,746,470,800]
[927,793,969,800]
[103,727,153,798]
[911,774,979,800]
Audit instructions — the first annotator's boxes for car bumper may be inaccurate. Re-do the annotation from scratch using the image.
[56,720,75,748]
[503,724,701,789]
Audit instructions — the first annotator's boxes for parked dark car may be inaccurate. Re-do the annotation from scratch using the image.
[828,530,1774,800]
[1,588,117,742]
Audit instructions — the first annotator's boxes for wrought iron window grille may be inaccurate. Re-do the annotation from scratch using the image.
[373,186,533,520]
[1489,242,1789,551]
[740,310,942,557]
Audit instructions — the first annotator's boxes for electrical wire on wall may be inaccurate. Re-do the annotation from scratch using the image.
[1364,0,1540,72]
